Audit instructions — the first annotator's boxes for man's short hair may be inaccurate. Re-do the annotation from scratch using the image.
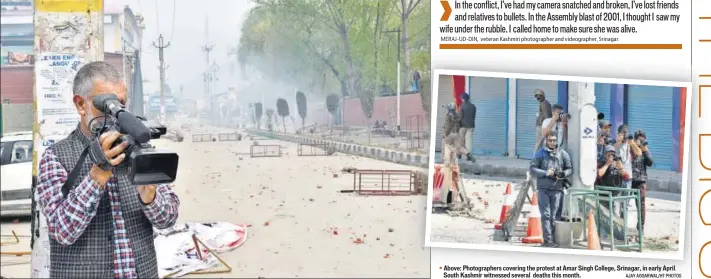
[546,131,557,138]
[552,104,564,111]
[461,93,470,101]
[72,61,123,98]
[617,124,628,133]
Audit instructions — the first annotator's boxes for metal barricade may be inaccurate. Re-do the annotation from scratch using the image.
[297,143,331,156]
[352,169,415,195]
[191,134,213,142]
[218,133,241,141]
[250,145,282,157]
[567,186,642,252]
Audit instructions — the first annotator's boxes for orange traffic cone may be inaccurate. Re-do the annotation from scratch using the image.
[522,193,543,244]
[494,184,513,230]
[432,165,444,202]
[587,209,602,250]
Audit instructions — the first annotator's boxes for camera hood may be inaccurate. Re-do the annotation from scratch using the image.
[127,148,179,185]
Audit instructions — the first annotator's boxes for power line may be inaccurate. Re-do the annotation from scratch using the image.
[154,0,161,34]
[169,0,177,43]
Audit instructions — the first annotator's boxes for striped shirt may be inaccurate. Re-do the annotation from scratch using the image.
[36,148,180,278]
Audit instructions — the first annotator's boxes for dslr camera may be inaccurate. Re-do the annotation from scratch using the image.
[557,112,570,121]
[93,93,179,185]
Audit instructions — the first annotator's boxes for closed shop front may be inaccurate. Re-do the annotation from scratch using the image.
[468,77,508,156]
[594,83,612,121]
[515,79,559,159]
[627,85,674,170]
[435,75,455,152]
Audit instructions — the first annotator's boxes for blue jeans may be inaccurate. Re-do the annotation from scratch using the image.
[538,188,564,243]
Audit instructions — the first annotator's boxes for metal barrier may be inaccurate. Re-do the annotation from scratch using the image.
[218,133,241,141]
[297,143,331,156]
[192,134,213,142]
[352,169,416,195]
[250,145,282,157]
[501,179,534,241]
[567,186,643,252]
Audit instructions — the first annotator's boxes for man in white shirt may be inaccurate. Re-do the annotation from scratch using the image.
[537,104,568,152]
[613,124,643,218]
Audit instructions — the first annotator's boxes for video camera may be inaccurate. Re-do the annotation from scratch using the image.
[93,93,179,185]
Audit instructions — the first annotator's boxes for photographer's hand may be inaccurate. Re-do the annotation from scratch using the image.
[89,131,128,187]
[546,168,555,177]
[137,184,157,204]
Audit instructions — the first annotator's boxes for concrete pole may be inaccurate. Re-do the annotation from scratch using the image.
[31,0,104,277]
[564,81,597,218]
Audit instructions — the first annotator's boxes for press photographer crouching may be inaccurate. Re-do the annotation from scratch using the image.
[631,130,654,232]
[35,62,180,278]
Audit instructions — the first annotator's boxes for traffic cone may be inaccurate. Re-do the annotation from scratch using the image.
[522,193,543,244]
[432,165,444,202]
[587,209,602,250]
[494,184,513,230]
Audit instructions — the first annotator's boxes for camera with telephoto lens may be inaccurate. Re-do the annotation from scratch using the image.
[92,93,179,185]
[627,134,634,140]
[613,155,622,161]
[558,112,570,121]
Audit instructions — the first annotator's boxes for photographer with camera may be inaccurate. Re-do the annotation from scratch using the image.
[529,132,573,248]
[597,145,632,220]
[537,104,568,152]
[631,130,654,232]
[614,125,643,189]
[35,62,180,278]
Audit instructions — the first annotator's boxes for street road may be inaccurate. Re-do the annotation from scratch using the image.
[0,128,431,278]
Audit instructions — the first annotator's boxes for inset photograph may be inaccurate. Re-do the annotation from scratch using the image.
[425,70,691,259]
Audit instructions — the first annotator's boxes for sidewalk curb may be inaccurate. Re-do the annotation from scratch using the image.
[455,159,682,194]
[245,129,429,168]
[244,129,681,194]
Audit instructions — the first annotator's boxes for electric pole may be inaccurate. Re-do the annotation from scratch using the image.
[202,16,215,118]
[153,34,170,122]
[31,1,104,277]
[382,28,402,132]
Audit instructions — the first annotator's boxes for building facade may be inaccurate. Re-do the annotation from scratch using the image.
[0,0,144,133]
[437,76,687,172]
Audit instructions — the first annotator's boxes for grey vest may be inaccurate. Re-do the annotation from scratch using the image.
[49,128,158,278]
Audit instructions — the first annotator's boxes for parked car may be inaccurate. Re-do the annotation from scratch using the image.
[1,131,33,217]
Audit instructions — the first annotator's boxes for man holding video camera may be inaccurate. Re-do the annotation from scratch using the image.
[529,132,573,248]
[35,62,180,278]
